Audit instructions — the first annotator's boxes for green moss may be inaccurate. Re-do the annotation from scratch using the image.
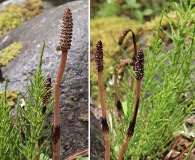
[0,42,22,67]
[0,0,43,36]
[0,90,19,107]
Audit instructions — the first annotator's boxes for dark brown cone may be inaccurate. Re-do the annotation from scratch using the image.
[118,28,131,45]
[95,40,103,72]
[42,78,52,114]
[135,49,144,80]
[60,8,73,52]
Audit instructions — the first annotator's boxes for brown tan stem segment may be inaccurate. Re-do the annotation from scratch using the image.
[98,71,110,160]
[53,51,68,160]
[114,71,120,103]
[98,71,106,119]
[104,132,111,160]
[114,71,123,117]
[117,80,141,160]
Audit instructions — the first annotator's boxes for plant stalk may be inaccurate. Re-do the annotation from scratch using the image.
[117,80,141,160]
[98,71,110,160]
[117,49,144,160]
[114,71,122,117]
[52,8,73,160]
[96,40,110,160]
[53,51,68,160]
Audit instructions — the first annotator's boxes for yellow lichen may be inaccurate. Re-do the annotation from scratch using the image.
[0,4,24,36]
[0,42,22,67]
[0,90,19,107]
[0,0,43,36]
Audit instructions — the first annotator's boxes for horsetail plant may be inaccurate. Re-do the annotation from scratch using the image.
[118,28,137,91]
[36,78,52,160]
[95,40,110,160]
[96,29,144,160]
[16,43,53,160]
[114,29,138,117]
[114,70,123,117]
[117,49,144,160]
[0,79,21,160]
[53,8,73,160]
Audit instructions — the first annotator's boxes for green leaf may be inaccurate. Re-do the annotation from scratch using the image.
[143,9,153,16]
[134,9,143,23]
[122,101,127,116]
[40,153,51,160]
[76,157,88,160]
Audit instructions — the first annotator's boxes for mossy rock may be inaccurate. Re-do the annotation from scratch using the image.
[0,42,22,67]
[0,0,43,36]
[90,12,178,102]
[21,0,43,20]
[0,89,19,107]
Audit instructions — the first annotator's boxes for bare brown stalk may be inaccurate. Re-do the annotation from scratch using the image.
[53,8,73,160]
[36,78,51,160]
[117,50,144,160]
[115,29,138,117]
[114,70,122,117]
[95,40,110,160]
[115,58,135,117]
[65,148,88,160]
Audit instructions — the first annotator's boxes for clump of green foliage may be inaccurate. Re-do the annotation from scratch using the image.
[0,44,53,159]
[105,1,195,159]
[0,0,43,36]
[0,42,22,67]
[91,0,179,23]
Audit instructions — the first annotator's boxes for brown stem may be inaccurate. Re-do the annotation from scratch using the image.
[114,71,122,117]
[98,72,106,119]
[65,148,88,160]
[95,40,110,160]
[52,8,73,160]
[118,29,137,91]
[53,52,67,160]
[117,80,141,160]
[98,71,110,160]
[131,29,137,91]
[117,50,144,160]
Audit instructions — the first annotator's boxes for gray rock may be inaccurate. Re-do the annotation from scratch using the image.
[90,111,104,160]
[0,0,88,159]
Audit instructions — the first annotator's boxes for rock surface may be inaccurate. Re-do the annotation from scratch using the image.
[90,111,104,160]
[0,1,88,159]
